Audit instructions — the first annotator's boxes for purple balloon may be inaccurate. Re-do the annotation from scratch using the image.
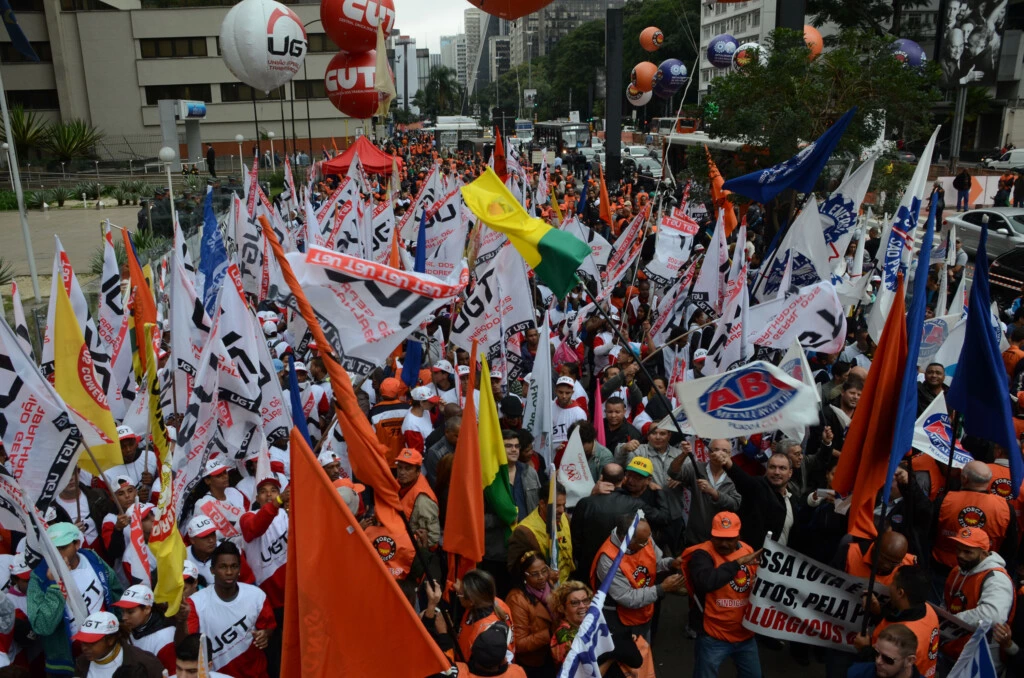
[891,38,926,68]
[655,58,688,91]
[707,34,738,69]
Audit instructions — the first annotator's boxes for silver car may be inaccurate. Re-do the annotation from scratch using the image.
[946,207,1024,256]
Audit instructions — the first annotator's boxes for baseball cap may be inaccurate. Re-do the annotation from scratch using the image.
[396,448,424,466]
[112,475,135,491]
[47,522,82,548]
[411,385,440,403]
[183,560,199,581]
[318,450,340,467]
[273,359,284,372]
[333,477,366,494]
[625,457,654,478]
[117,425,137,441]
[380,377,403,399]
[293,361,308,373]
[274,341,292,359]
[204,459,229,478]
[950,526,990,551]
[432,359,455,375]
[257,473,284,490]
[470,622,512,668]
[711,512,742,538]
[457,365,471,377]
[693,349,708,362]
[500,395,524,418]
[113,584,155,609]
[72,611,120,643]
[262,320,278,336]
[9,553,30,579]
[187,515,217,539]
[556,376,576,388]
[490,369,504,381]
[128,502,155,521]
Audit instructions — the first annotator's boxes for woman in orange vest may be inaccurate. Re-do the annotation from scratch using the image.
[456,569,515,663]
[456,623,527,678]
[680,512,763,678]
[506,552,556,677]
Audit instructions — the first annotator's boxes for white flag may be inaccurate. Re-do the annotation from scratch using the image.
[758,195,830,301]
[369,199,396,264]
[820,157,874,276]
[747,282,847,354]
[557,428,595,508]
[9,281,33,361]
[692,211,729,316]
[399,163,444,240]
[422,187,469,280]
[523,310,554,466]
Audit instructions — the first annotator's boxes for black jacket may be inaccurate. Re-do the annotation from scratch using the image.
[570,489,646,580]
[725,463,799,549]
[605,422,643,461]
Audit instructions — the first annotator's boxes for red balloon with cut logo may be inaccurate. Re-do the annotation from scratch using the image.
[463,0,555,21]
[320,0,396,54]
[325,49,382,119]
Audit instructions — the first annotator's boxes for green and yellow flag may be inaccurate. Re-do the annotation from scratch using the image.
[479,356,518,530]
[462,167,590,299]
[143,323,186,616]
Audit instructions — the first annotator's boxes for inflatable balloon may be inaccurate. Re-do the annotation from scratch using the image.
[891,38,926,68]
[325,50,386,119]
[732,42,764,69]
[321,0,395,55]
[640,26,664,52]
[804,25,823,60]
[220,0,308,93]
[653,58,687,93]
[707,34,738,69]
[463,0,555,21]
[627,85,652,107]
[631,61,658,92]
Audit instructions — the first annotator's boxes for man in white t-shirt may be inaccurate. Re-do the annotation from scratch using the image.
[402,385,438,453]
[553,376,587,454]
[431,360,459,404]
[101,425,161,503]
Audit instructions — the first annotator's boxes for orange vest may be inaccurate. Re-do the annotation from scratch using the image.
[932,491,1012,568]
[844,542,916,588]
[589,537,657,627]
[909,453,946,501]
[986,463,1024,530]
[943,565,1016,654]
[399,475,438,520]
[872,605,940,678]
[679,541,757,643]
[458,600,514,661]
[455,662,527,678]
[364,524,415,580]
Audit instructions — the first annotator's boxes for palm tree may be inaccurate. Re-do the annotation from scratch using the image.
[43,119,104,163]
[416,66,464,117]
[0,105,48,161]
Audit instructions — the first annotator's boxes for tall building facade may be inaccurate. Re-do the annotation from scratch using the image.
[464,7,482,94]
[392,36,420,115]
[697,1,776,98]
[509,13,540,68]
[536,0,625,57]
[488,36,510,83]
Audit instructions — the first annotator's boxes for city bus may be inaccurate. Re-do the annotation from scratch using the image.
[433,116,484,151]
[534,120,591,156]
[514,118,534,144]
[652,116,701,139]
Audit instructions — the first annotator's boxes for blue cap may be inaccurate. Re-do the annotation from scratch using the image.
[273,359,284,372]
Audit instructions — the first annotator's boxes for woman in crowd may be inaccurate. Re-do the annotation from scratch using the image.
[456,569,515,663]
[549,581,593,667]
[506,552,557,677]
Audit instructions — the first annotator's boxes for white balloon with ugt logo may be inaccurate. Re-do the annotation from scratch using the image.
[220,0,308,93]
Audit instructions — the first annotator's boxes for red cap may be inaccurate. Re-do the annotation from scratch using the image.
[710,512,742,538]
[950,526,990,551]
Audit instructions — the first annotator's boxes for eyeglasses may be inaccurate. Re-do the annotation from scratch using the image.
[526,568,550,579]
[567,598,591,608]
[873,648,901,666]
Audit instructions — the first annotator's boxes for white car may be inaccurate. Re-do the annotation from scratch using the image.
[946,207,1024,257]
[623,145,652,159]
[983,149,1024,170]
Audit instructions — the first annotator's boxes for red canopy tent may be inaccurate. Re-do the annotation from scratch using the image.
[321,136,403,177]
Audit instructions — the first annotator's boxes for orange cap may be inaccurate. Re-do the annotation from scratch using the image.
[380,377,403,399]
[711,512,742,538]
[950,526,990,551]
[396,448,424,466]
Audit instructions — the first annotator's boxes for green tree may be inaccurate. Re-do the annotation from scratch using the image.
[413,65,465,118]
[0,105,48,162]
[43,119,104,163]
[806,0,932,37]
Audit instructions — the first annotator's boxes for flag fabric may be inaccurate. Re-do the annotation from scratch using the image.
[757,195,831,301]
[557,428,595,508]
[594,377,606,447]
[550,188,564,224]
[0,0,38,61]
[462,167,591,299]
[52,277,121,474]
[401,212,429,388]
[374,24,396,117]
[523,310,554,466]
[883,198,937,504]
[691,211,729,316]
[287,354,312,448]
[947,622,997,678]
[558,511,642,678]
[98,227,132,420]
[480,356,518,531]
[169,226,212,409]
[198,188,228,318]
[820,157,875,276]
[832,273,908,540]
[705,148,738,236]
[281,428,451,677]
[948,225,1023,497]
[598,166,612,225]
[722,107,857,204]
[445,342,484,583]
[913,393,972,468]
[493,127,508,182]
[9,281,33,361]
[122,229,159,376]
[575,170,589,217]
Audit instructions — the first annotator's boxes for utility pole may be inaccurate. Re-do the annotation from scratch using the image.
[605,6,623,183]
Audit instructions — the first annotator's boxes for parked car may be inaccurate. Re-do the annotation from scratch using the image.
[578,147,598,163]
[983,148,1024,170]
[990,246,1024,310]
[623,145,654,159]
[945,208,1024,257]
[591,139,604,152]
[884,149,917,164]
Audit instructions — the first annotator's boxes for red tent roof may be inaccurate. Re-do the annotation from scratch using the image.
[322,136,403,176]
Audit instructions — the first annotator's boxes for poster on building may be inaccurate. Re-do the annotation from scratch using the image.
[939,0,1006,88]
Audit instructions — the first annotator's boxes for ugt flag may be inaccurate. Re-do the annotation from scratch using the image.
[723,107,857,204]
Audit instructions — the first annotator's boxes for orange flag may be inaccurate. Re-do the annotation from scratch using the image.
[389,220,403,270]
[121,229,158,374]
[599,165,612,226]
[493,126,508,183]
[444,341,483,585]
[832,274,908,540]
[282,428,451,677]
[705,146,738,236]
[259,216,411,551]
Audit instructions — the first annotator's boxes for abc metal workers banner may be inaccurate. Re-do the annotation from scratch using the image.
[673,361,819,438]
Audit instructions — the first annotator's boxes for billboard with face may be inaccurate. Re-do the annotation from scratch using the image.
[939,0,1007,88]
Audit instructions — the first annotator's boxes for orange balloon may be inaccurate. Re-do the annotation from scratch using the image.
[464,0,555,20]
[631,61,658,92]
[804,25,823,60]
[640,26,664,52]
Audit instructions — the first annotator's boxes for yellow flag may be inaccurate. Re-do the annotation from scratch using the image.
[52,280,120,473]
[375,23,396,118]
[143,323,186,616]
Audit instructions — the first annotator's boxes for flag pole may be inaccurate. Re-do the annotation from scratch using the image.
[860,502,890,635]
[79,438,126,516]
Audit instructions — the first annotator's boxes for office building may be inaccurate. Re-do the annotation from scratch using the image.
[509,13,539,68]
[536,0,625,57]
[488,36,510,83]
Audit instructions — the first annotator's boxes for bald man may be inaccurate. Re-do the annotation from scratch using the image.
[932,460,1014,571]
[837,530,916,587]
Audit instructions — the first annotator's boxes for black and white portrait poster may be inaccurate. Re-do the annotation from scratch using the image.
[940,0,1007,88]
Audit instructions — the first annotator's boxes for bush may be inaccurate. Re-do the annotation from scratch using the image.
[74,182,101,200]
[101,184,118,197]
[47,186,75,207]
[89,239,127,275]
[110,188,131,206]
[24,191,42,209]
[0,257,12,286]
[0,191,18,211]
[267,170,285,188]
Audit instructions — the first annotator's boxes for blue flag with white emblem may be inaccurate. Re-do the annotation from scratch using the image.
[722,108,857,203]
[558,512,642,678]
[0,0,38,62]
[947,622,997,678]
[198,187,228,318]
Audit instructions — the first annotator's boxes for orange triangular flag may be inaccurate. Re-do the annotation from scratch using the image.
[389,221,402,269]
[121,229,158,374]
[705,146,738,236]
[599,165,612,225]
[445,341,483,585]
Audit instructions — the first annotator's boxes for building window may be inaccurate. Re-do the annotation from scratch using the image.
[140,37,208,59]
[0,42,52,62]
[8,89,59,109]
[144,84,212,105]
[293,80,326,98]
[141,0,313,6]
[10,0,44,11]
[751,10,760,27]
[59,0,114,10]
[220,83,284,102]
[306,33,336,53]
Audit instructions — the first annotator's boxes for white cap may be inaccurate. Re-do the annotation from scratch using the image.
[72,612,119,642]
[183,560,200,580]
[127,502,155,520]
[187,515,217,539]
[490,370,504,381]
[556,376,576,387]
[318,450,340,467]
[457,365,471,377]
[113,584,155,609]
[117,425,137,441]
[9,553,30,577]
[431,359,455,375]
[262,320,278,336]
[274,341,292,359]
[204,459,229,477]
[112,475,135,490]
[410,385,440,403]
[293,361,307,373]
[693,349,708,361]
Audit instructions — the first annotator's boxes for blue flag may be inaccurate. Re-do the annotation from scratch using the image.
[947,622,997,678]
[400,210,427,388]
[883,197,937,504]
[948,225,1024,497]
[287,353,312,447]
[723,107,857,204]
[199,187,227,318]
[0,0,37,62]
[558,512,641,678]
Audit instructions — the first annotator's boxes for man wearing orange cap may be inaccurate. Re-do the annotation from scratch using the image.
[940,526,1015,662]
[395,448,440,551]
[680,512,763,678]
[369,377,410,466]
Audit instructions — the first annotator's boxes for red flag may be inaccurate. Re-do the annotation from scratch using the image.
[705,146,738,236]
[445,342,483,585]
[594,379,606,447]
[599,166,612,226]
[493,126,508,183]
[832,274,908,540]
[282,428,451,677]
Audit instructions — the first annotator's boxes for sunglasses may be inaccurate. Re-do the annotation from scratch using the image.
[873,648,901,666]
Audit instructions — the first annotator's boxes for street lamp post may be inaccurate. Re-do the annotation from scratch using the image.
[235,134,245,175]
[268,131,276,171]
[158,146,178,227]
